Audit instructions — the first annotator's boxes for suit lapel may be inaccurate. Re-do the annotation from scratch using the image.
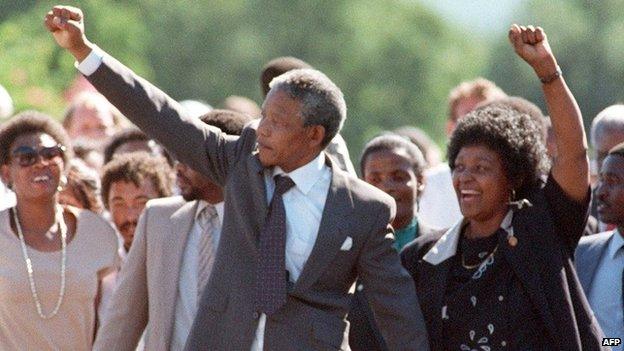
[576,233,612,291]
[246,152,268,241]
[157,201,198,347]
[294,156,352,293]
[503,217,558,337]
[417,259,450,345]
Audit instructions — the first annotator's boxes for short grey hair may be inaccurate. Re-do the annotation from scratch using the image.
[269,68,346,147]
[591,104,624,145]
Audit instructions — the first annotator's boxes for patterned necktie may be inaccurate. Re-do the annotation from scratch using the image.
[255,175,295,316]
[197,205,218,299]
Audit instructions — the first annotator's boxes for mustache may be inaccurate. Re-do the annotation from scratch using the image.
[119,221,138,232]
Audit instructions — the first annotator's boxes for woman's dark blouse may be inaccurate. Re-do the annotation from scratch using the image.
[403,175,590,351]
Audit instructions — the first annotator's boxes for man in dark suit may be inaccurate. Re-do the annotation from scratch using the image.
[576,142,624,348]
[45,6,429,350]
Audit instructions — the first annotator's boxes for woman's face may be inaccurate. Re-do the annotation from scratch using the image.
[452,144,511,222]
[1,132,65,202]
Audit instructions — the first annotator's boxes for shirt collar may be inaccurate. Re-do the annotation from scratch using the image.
[271,152,327,195]
[194,200,225,226]
[608,228,624,260]
[423,210,513,265]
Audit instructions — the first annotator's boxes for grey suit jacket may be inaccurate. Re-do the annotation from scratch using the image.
[93,196,197,351]
[85,52,429,351]
[575,230,615,294]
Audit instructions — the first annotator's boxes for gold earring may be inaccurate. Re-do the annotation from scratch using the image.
[57,175,68,192]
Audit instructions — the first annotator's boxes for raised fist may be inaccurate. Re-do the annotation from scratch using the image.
[44,6,91,61]
[508,24,558,78]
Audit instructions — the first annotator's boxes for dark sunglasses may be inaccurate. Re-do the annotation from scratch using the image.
[10,145,66,167]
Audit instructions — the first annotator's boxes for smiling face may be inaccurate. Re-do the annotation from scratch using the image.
[596,154,624,226]
[1,132,65,202]
[363,149,420,230]
[256,89,324,172]
[452,145,511,223]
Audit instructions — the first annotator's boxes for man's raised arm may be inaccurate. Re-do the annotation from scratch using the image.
[45,5,244,185]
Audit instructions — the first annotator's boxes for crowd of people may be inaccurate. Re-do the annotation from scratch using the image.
[0,4,622,350]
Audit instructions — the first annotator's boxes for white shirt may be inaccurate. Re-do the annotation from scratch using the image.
[418,163,463,230]
[76,51,330,351]
[251,153,331,351]
[171,200,223,351]
[0,181,15,211]
[587,230,624,349]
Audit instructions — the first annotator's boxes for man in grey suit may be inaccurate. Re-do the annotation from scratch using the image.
[46,6,429,351]
[576,142,624,347]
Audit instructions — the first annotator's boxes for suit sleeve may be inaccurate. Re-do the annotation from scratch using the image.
[85,52,251,186]
[356,204,430,351]
[93,209,150,351]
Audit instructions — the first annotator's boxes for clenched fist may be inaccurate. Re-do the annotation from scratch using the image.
[44,6,92,62]
[509,24,559,81]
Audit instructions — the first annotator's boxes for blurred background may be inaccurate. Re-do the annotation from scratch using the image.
[2,0,623,164]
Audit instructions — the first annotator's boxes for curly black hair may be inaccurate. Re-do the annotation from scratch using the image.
[0,110,73,165]
[101,151,173,209]
[447,105,550,198]
[198,109,255,136]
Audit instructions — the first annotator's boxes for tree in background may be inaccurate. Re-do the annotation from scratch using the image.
[1,0,485,167]
[486,0,624,134]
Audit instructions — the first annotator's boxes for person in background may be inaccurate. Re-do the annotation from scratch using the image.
[100,152,173,253]
[62,91,122,144]
[260,56,357,176]
[590,105,624,232]
[576,141,624,350]
[418,78,507,229]
[103,128,173,166]
[0,111,118,350]
[349,134,445,351]
[221,95,262,117]
[0,83,16,211]
[402,24,604,350]
[393,126,442,169]
[179,99,213,119]
[59,158,103,213]
[94,109,254,351]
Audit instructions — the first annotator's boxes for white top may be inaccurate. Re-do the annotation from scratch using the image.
[417,163,463,230]
[0,181,15,211]
[252,153,331,351]
[171,200,223,351]
[587,229,624,349]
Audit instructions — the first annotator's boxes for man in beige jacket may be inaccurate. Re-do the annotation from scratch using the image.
[94,110,253,350]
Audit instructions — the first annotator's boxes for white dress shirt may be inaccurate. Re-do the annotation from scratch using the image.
[587,229,624,349]
[171,200,223,351]
[418,163,463,230]
[251,153,331,351]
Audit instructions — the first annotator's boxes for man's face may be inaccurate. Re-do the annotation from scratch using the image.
[596,154,624,226]
[108,179,159,251]
[256,89,323,172]
[67,103,116,141]
[446,96,485,136]
[176,162,223,203]
[594,129,624,171]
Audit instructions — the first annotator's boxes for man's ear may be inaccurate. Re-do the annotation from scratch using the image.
[307,125,326,149]
[416,174,425,199]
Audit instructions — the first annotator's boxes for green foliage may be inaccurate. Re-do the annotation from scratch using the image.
[1,0,485,164]
[486,0,624,133]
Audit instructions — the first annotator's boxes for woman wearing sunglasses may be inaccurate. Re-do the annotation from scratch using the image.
[0,111,119,350]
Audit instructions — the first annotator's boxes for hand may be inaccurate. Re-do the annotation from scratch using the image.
[44,6,92,61]
[508,24,558,78]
